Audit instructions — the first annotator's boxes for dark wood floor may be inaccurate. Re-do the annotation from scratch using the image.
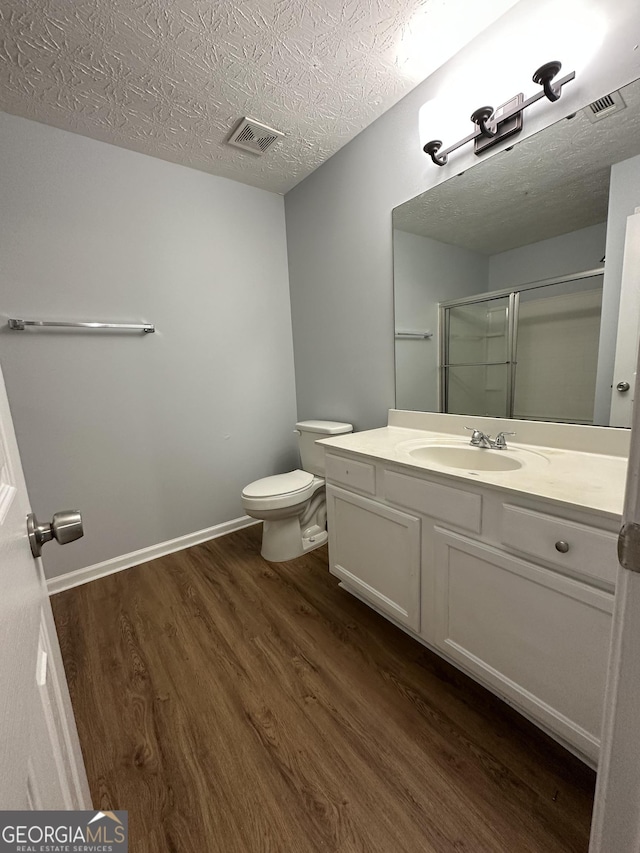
[52,524,595,853]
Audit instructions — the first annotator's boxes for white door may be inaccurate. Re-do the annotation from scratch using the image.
[590,253,640,848]
[0,361,90,809]
[609,211,640,428]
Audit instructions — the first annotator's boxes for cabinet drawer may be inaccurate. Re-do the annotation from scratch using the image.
[501,504,617,586]
[384,470,482,534]
[325,453,376,495]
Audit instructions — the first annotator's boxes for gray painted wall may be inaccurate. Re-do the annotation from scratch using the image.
[393,230,487,411]
[488,222,607,290]
[285,0,640,431]
[594,152,640,424]
[0,113,297,579]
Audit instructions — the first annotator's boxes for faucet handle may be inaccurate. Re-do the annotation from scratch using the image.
[494,430,515,448]
[465,426,488,445]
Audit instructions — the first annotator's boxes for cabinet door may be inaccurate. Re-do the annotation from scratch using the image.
[327,485,421,631]
[434,528,613,762]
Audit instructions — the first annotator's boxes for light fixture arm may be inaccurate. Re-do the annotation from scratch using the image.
[533,60,563,102]
[470,106,498,138]
[423,61,575,167]
[423,140,448,166]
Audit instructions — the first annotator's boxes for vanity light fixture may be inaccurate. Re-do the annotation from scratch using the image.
[423,60,575,166]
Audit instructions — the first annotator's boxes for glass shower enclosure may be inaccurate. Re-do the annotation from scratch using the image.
[439,269,604,423]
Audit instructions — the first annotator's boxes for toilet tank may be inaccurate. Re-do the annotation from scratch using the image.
[295,420,353,476]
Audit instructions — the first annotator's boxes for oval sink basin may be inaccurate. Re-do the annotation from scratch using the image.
[409,445,523,471]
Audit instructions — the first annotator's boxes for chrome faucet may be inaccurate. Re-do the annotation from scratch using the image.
[465,427,493,448]
[494,430,515,449]
[465,427,515,450]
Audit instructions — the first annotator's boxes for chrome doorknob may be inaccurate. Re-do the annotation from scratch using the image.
[27,511,84,558]
[617,381,631,392]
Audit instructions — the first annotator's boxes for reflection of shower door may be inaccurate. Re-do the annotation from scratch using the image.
[439,271,604,422]
[514,278,603,422]
[440,293,516,417]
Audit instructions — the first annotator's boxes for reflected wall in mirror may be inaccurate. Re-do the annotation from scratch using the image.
[393,76,640,427]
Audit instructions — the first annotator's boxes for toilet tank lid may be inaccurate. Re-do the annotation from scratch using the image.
[295,420,353,435]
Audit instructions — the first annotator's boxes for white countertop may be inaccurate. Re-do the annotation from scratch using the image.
[318,424,628,520]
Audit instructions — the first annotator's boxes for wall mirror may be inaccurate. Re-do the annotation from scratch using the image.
[393,75,640,427]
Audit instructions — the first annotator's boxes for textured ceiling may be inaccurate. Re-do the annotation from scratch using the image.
[393,76,640,254]
[0,0,517,194]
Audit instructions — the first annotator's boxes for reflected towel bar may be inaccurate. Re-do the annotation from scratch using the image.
[395,331,433,339]
[8,319,155,333]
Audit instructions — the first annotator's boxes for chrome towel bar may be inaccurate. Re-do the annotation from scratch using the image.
[8,319,155,333]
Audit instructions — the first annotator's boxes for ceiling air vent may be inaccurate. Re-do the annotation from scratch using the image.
[584,90,626,123]
[227,117,284,155]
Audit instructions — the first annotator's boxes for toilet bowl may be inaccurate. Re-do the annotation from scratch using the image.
[241,420,353,562]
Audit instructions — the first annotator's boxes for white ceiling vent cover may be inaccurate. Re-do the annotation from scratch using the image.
[585,90,626,123]
[227,118,284,155]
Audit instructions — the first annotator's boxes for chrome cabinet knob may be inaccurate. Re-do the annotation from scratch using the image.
[617,381,631,393]
[27,511,84,558]
[555,540,570,554]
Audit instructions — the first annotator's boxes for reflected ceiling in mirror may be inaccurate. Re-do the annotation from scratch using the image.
[393,76,640,427]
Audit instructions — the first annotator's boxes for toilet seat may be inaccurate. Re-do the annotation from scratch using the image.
[240,419,352,562]
[242,470,323,512]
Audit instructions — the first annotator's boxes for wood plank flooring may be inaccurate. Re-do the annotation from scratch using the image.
[52,524,595,853]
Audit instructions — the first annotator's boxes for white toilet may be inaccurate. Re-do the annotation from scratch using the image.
[241,420,353,562]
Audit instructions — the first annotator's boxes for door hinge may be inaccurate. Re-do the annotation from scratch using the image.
[618,523,640,572]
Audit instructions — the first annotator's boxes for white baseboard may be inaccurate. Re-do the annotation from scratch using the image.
[47,516,259,596]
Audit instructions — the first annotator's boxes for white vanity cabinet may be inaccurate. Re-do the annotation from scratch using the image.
[324,449,619,764]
